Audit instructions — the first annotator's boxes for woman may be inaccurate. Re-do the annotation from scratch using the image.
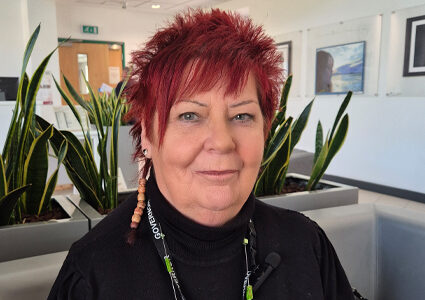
[49,9,355,299]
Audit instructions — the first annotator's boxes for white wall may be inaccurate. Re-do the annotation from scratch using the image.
[215,0,425,194]
[0,0,61,151]
[0,0,60,101]
[27,0,61,106]
[55,2,172,65]
[0,0,30,77]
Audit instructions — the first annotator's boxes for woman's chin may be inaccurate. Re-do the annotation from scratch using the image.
[198,187,244,215]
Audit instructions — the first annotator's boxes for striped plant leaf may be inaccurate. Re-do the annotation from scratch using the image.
[0,154,7,199]
[307,132,329,190]
[329,91,351,142]
[265,130,291,195]
[0,185,30,226]
[63,75,90,110]
[314,121,323,165]
[15,47,57,189]
[310,114,349,190]
[110,102,122,208]
[37,141,68,215]
[22,125,53,214]
[279,75,292,115]
[53,76,94,157]
[290,99,314,152]
[262,117,292,166]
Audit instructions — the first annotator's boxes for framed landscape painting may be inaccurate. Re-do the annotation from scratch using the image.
[315,41,365,94]
[403,15,425,76]
[276,41,292,79]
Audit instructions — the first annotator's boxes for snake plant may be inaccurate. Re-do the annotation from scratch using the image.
[306,92,351,190]
[37,74,124,211]
[254,75,314,196]
[0,25,67,225]
[254,75,351,196]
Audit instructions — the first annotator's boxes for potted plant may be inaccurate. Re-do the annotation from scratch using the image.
[0,25,88,262]
[99,84,139,189]
[37,73,129,229]
[256,76,358,211]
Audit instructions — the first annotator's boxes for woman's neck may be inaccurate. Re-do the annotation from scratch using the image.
[145,174,255,263]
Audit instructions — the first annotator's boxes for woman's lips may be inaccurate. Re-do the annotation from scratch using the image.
[194,170,238,181]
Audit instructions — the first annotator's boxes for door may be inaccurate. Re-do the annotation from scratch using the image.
[58,41,123,103]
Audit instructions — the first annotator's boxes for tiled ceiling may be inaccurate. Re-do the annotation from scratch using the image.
[56,0,231,14]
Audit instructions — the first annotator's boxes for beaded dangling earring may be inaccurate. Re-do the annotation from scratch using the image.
[127,151,151,245]
[130,177,146,229]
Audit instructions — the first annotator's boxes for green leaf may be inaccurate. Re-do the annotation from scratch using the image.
[0,154,7,198]
[22,125,53,214]
[20,25,40,79]
[309,114,349,190]
[262,117,292,166]
[314,121,323,165]
[264,130,291,195]
[0,185,30,226]
[290,98,314,152]
[19,73,29,111]
[61,131,97,185]
[279,75,292,112]
[270,109,286,138]
[109,103,122,208]
[37,140,68,215]
[53,76,94,156]
[329,91,351,142]
[276,167,289,195]
[63,75,90,110]
[36,116,101,209]
[2,73,28,161]
[15,46,57,189]
[307,132,329,190]
[254,167,266,196]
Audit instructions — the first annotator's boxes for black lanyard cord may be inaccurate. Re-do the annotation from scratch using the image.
[146,199,257,300]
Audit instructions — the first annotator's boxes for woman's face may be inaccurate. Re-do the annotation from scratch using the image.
[142,73,264,226]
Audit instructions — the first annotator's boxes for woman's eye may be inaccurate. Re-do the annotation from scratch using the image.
[233,113,254,122]
[179,112,199,121]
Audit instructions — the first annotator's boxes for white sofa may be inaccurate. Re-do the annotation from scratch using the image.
[1,202,425,300]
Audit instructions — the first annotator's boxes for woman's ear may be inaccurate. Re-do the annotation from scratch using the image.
[141,121,152,159]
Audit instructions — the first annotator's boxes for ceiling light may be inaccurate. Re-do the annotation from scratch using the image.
[151,4,160,9]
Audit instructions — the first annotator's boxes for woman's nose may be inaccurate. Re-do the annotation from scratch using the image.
[204,118,236,153]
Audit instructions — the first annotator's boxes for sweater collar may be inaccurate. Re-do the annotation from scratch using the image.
[145,172,255,264]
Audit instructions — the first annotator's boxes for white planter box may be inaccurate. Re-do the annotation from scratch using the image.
[258,173,358,211]
[0,196,88,262]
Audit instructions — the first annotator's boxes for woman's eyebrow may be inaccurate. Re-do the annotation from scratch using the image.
[179,99,257,108]
[180,100,207,107]
[229,100,257,108]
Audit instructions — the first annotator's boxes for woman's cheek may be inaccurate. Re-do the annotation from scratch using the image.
[163,127,204,167]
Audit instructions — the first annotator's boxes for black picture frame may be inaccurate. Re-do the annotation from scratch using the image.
[403,15,425,77]
[276,41,292,79]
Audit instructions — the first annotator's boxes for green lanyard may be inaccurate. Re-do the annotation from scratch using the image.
[146,199,257,300]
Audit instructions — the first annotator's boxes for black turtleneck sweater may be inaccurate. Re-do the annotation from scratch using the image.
[48,176,354,299]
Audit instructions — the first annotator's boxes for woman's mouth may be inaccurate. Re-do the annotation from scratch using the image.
[194,170,239,181]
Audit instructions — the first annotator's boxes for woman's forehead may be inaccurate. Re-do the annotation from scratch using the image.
[175,71,258,103]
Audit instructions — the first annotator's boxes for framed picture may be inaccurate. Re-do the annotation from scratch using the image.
[315,41,366,95]
[403,15,425,76]
[276,41,292,79]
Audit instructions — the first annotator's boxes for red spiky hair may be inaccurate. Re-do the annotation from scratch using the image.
[127,8,283,161]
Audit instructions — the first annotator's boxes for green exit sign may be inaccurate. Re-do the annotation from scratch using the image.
[82,25,98,35]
